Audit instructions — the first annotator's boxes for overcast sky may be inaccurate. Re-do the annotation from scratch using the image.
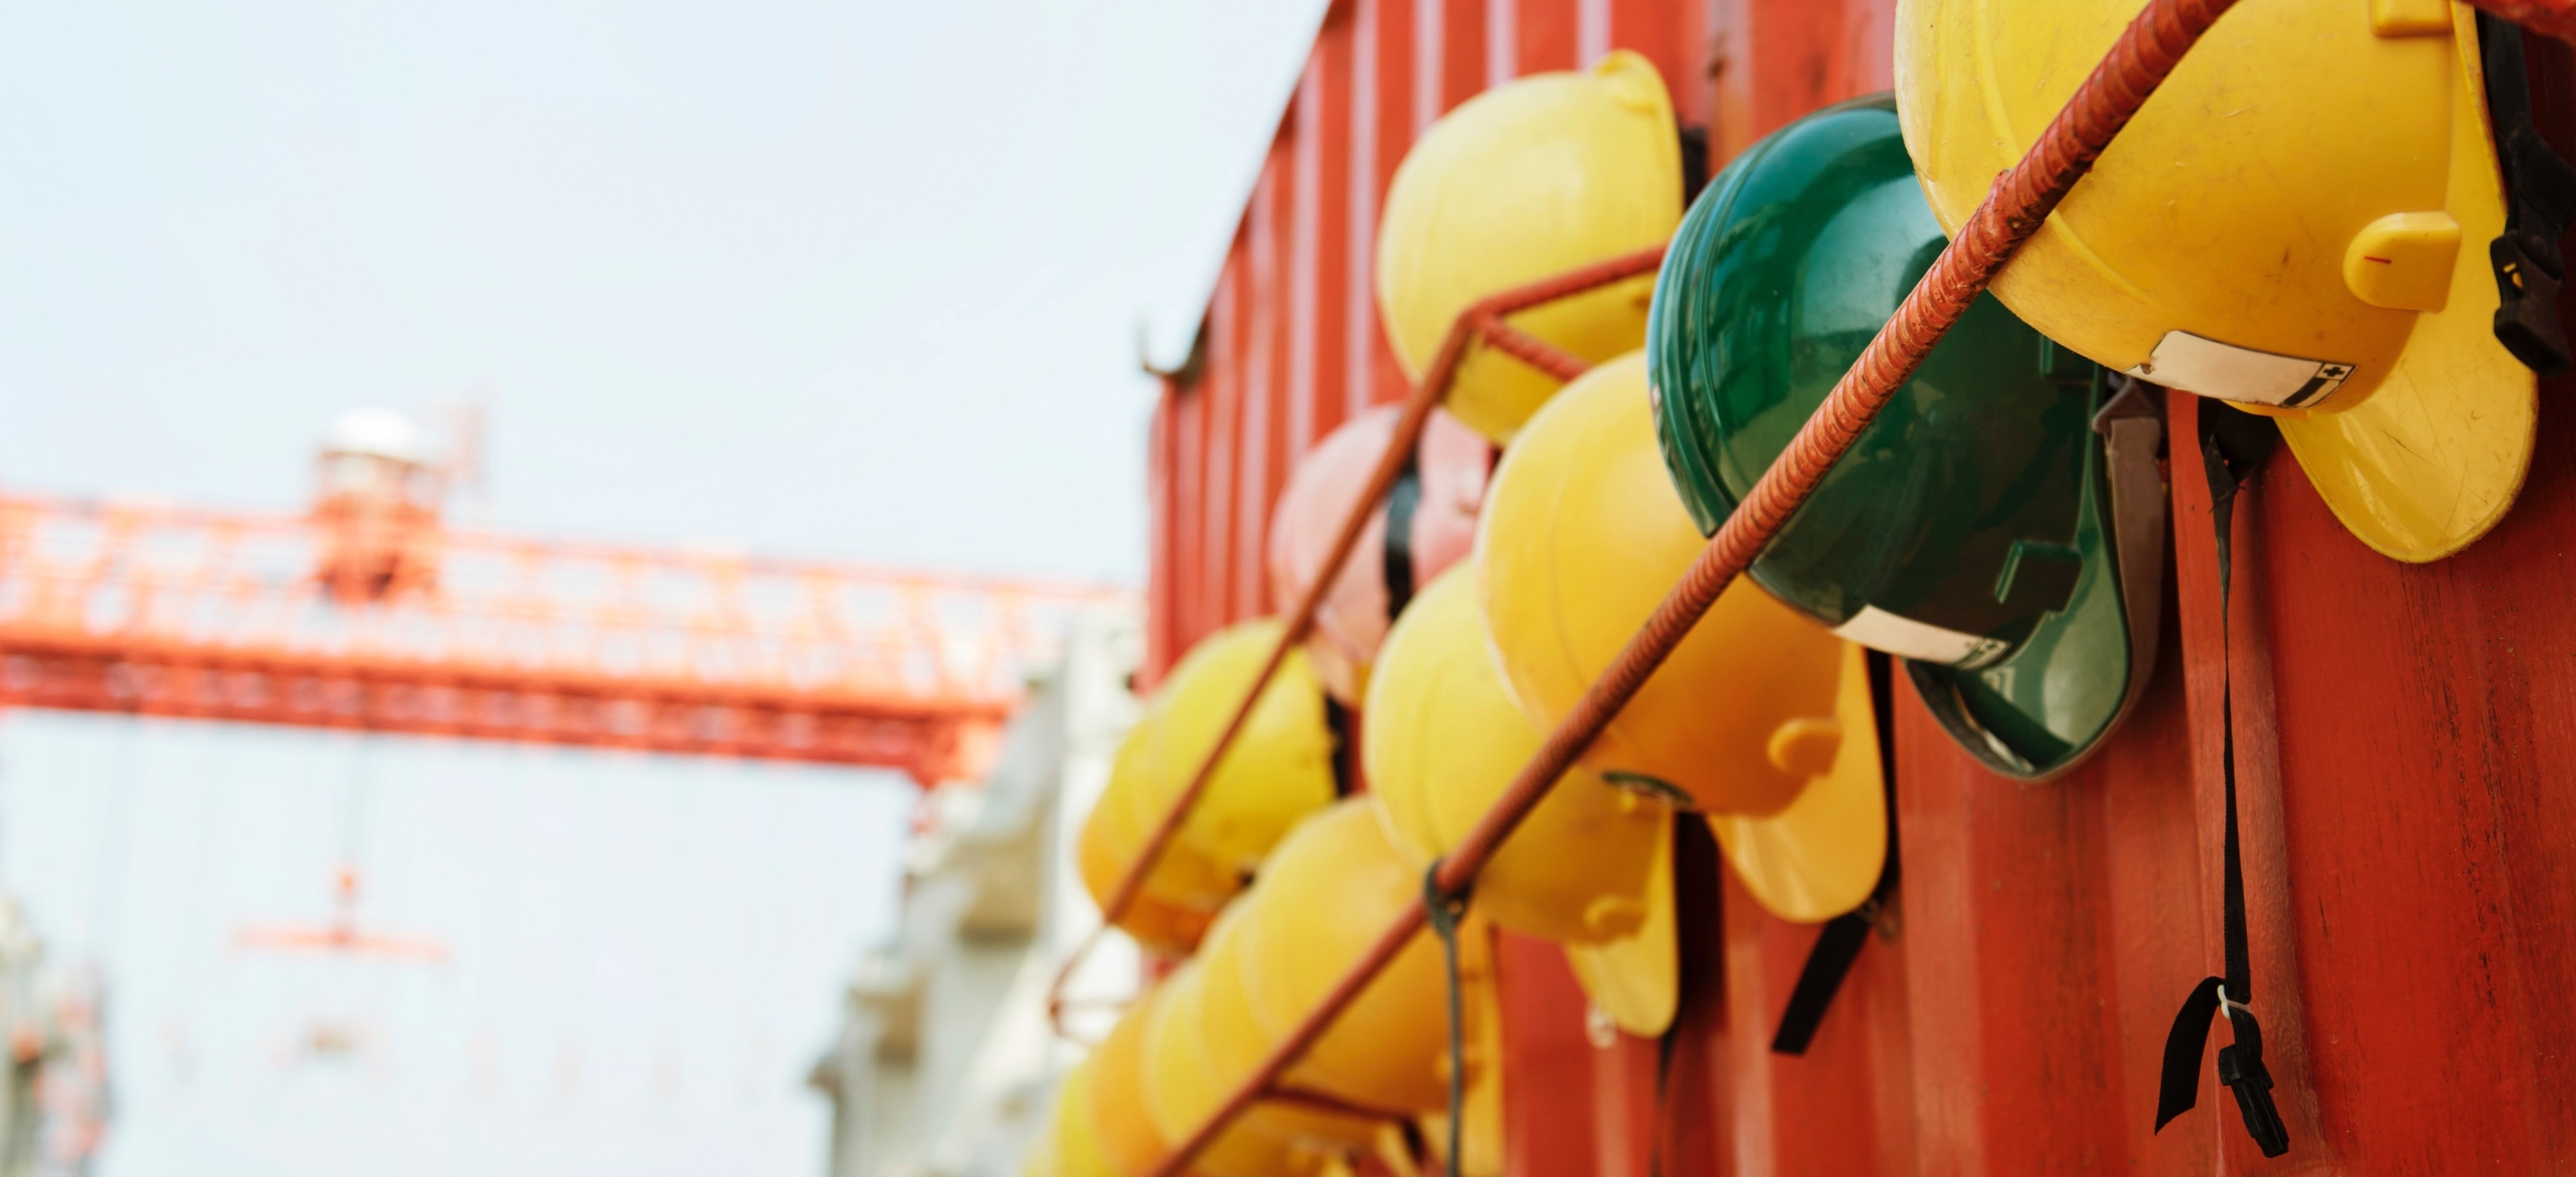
[0,2,1325,1174]
[0,0,1323,583]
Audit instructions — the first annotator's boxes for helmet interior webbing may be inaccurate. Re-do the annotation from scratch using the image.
[1907,373,2170,780]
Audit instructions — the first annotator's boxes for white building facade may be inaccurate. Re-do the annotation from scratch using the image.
[810,605,1146,1177]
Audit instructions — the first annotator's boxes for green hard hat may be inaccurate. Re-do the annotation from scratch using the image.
[1644,93,2166,780]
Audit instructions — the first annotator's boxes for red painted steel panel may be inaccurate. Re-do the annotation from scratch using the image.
[1716,875,1916,1176]
[1703,0,1890,162]
[1495,932,1612,1177]
[1704,0,1753,166]
[1484,0,1517,86]
[1495,824,1730,1177]
[1133,6,2576,1174]
[1891,599,2205,1176]
[1264,137,1298,610]
[1440,0,1491,115]
[1169,344,1204,664]
[1302,10,1356,449]
[1198,254,1239,648]
[2169,372,2576,1170]
[1145,382,1174,688]
[1660,817,1734,1176]
[1292,65,1325,455]
[1742,0,1888,145]
[1242,153,1283,620]
[1365,0,1420,410]
[1515,0,1577,73]
[1613,0,1707,126]
[2142,41,2576,1176]
[1349,0,1404,415]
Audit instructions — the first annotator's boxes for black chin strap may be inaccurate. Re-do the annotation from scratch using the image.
[2152,406,2288,1158]
[1382,455,1423,619]
[2483,12,2576,375]
[1323,698,1358,798]
[1769,652,1901,1055]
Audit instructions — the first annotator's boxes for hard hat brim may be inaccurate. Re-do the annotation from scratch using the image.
[1707,644,1889,925]
[2275,19,2536,563]
[1562,807,1678,1039]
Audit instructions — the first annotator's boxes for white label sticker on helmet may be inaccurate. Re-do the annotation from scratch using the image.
[2123,331,2354,408]
[1832,605,2010,668]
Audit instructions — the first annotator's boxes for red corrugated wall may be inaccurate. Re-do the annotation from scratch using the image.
[1142,3,2576,1173]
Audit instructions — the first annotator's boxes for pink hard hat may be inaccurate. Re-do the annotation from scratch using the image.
[1267,406,1490,704]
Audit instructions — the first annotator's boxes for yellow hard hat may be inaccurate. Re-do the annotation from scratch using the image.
[1142,961,1327,1177]
[1478,352,1838,814]
[1560,820,1677,1038]
[1235,800,1463,1114]
[1141,619,1340,878]
[1361,565,1678,1035]
[1375,50,1681,444]
[1898,1,2534,561]
[1190,903,1382,1155]
[1076,707,1232,948]
[1086,983,1173,1177]
[1074,811,1215,957]
[1047,1059,1123,1177]
[1704,642,1889,924]
[1476,350,1885,923]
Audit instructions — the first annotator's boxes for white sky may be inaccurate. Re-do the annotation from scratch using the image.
[0,0,1324,582]
[0,2,1326,1174]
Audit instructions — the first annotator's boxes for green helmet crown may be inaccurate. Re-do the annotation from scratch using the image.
[1645,93,2162,780]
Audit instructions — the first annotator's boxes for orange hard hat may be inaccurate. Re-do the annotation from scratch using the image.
[1267,406,1490,704]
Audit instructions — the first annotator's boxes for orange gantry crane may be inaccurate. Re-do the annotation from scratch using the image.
[0,411,1126,787]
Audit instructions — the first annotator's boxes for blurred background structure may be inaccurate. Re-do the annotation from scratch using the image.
[0,407,1135,1176]
[806,608,1142,1177]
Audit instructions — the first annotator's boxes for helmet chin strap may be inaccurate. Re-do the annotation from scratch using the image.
[1767,650,1902,1057]
[2482,12,2576,375]
[1905,372,2170,782]
[2152,400,2291,1158]
[1381,452,1424,621]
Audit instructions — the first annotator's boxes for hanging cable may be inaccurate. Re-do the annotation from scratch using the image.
[1421,865,1472,1177]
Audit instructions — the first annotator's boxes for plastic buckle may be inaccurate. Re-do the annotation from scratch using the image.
[2491,229,2574,376]
[1853,896,1900,942]
[2215,1040,2291,1158]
